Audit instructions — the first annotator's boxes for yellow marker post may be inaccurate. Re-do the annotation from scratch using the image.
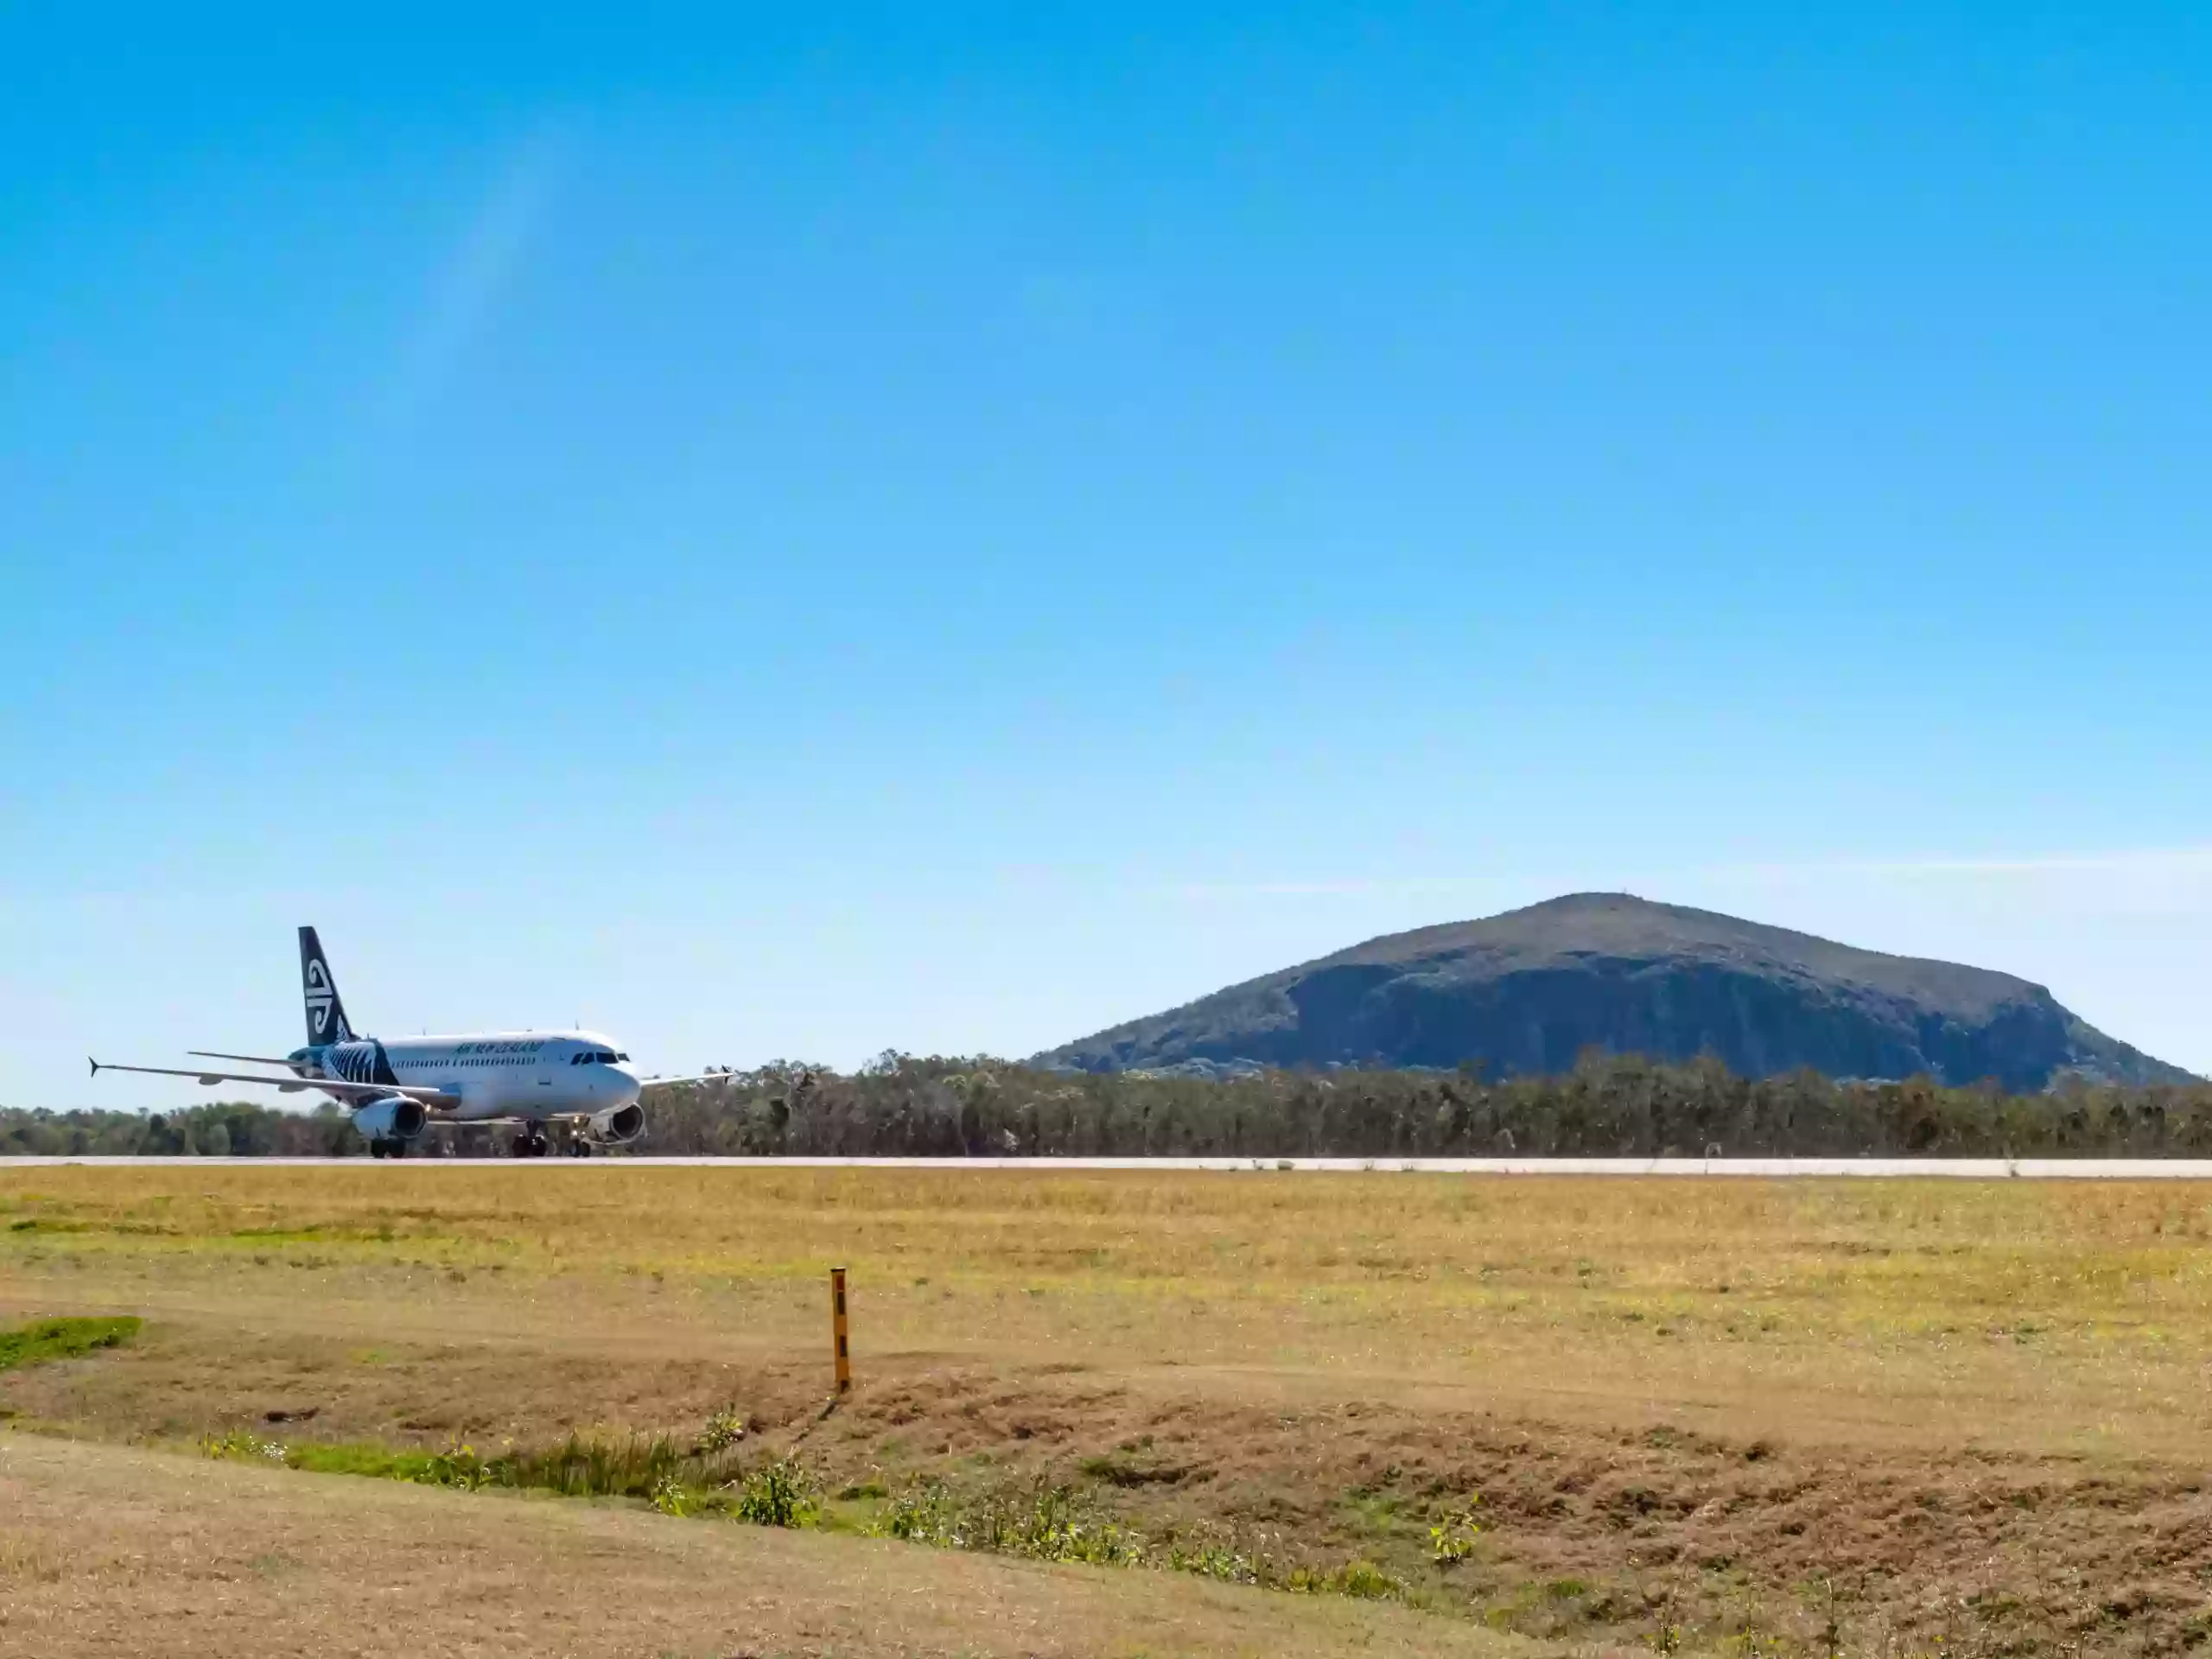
[830,1266,852,1395]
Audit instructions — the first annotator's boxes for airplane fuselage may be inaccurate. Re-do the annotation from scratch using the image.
[285,1031,643,1123]
[91,929,707,1155]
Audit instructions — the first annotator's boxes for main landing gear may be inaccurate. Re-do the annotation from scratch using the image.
[509,1125,594,1158]
[368,1138,407,1160]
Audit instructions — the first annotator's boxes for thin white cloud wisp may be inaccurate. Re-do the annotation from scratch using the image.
[377,127,569,427]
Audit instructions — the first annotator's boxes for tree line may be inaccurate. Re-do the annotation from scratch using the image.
[8,1052,2209,1158]
[0,1099,360,1157]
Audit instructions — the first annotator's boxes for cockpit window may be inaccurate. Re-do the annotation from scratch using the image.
[574,1049,620,1065]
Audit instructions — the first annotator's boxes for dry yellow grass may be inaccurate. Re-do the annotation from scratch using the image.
[8,1165,2212,1655]
[8,1165,2212,1454]
[0,1433,1574,1658]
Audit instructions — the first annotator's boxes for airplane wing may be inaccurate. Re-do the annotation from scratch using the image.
[635,1070,744,1089]
[89,1058,458,1108]
[188,1050,301,1066]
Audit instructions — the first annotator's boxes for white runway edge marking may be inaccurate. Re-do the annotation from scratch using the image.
[8,1155,2212,1178]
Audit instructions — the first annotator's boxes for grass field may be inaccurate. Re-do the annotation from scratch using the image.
[6,1166,2212,1655]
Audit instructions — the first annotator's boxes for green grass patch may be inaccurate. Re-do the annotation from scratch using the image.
[0,1315,142,1371]
[199,1433,448,1481]
[5,1218,174,1237]
[198,1423,819,1524]
[284,1442,448,1481]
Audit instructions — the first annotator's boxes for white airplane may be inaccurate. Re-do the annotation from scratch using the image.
[91,927,726,1158]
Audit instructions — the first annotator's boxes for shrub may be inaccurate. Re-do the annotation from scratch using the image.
[731,1457,817,1528]
[695,1405,751,1454]
[422,1442,498,1491]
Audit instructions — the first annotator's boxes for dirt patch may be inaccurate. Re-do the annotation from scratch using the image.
[0,1319,825,1446]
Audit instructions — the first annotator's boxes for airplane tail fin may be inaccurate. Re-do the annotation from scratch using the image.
[298,926,356,1046]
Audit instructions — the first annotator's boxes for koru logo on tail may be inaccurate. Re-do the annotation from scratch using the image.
[306,959,335,1037]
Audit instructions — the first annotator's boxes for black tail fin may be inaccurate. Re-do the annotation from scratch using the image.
[299,926,356,1046]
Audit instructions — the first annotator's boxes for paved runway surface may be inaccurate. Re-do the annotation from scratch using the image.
[8,1154,2212,1176]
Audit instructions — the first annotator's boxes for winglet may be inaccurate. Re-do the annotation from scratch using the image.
[87,1057,100,1077]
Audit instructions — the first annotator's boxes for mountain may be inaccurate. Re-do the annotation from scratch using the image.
[1037,893,2196,1090]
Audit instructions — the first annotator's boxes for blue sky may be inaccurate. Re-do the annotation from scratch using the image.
[4,3,2209,1107]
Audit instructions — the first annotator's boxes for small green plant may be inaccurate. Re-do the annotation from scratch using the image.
[694,1405,750,1454]
[870,1476,1146,1566]
[422,1441,496,1491]
[651,1473,692,1516]
[732,1457,817,1528]
[1335,1560,1400,1600]
[874,1478,958,1544]
[200,1428,290,1465]
[1429,1497,1482,1564]
[1165,1540,1262,1584]
[1286,1559,1402,1599]
[1017,1485,1143,1566]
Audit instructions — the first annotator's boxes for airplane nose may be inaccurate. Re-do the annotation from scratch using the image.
[606,1065,641,1103]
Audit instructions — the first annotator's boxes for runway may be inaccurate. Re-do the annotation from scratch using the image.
[8,1154,2212,1177]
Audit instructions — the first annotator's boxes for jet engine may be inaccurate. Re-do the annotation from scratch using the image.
[351,1096,428,1143]
[584,1103,645,1147]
